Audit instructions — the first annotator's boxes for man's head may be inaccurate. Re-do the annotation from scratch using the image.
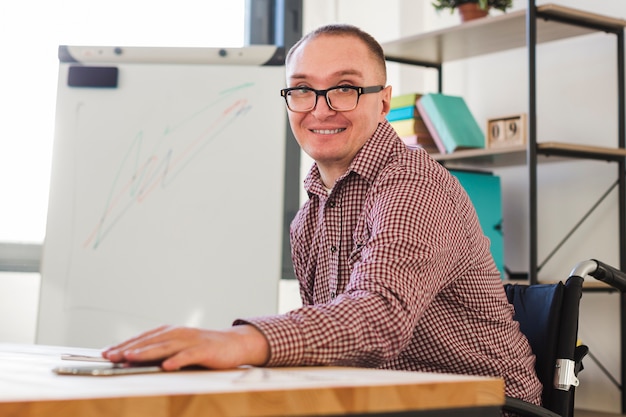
[286,24,388,83]
[283,24,392,186]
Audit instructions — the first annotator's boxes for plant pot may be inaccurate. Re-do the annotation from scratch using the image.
[458,3,489,22]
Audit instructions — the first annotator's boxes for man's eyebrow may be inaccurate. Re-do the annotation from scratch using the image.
[288,69,365,82]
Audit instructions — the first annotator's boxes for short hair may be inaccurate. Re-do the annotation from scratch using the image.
[286,23,387,82]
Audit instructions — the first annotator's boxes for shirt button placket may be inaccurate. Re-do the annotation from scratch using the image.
[328,198,339,301]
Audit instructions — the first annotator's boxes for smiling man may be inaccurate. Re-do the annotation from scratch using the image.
[103,23,542,407]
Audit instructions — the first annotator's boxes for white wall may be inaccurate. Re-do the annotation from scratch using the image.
[301,0,626,413]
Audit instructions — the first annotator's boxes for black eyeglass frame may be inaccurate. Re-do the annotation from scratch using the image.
[280,85,384,112]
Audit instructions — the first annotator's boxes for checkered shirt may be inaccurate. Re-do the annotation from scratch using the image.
[238,120,542,405]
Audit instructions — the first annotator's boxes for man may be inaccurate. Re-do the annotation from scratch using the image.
[103,23,542,405]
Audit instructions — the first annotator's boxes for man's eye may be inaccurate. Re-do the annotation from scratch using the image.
[291,88,312,96]
[335,86,354,94]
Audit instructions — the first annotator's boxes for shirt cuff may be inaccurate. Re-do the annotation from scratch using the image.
[233,314,305,367]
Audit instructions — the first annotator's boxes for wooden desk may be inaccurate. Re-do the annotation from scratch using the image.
[0,343,504,417]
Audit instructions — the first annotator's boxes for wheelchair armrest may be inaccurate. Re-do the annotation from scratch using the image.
[590,259,626,292]
[502,397,562,417]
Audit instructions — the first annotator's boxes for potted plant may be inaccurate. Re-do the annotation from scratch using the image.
[432,0,513,21]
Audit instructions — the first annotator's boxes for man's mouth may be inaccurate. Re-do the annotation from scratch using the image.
[311,128,346,135]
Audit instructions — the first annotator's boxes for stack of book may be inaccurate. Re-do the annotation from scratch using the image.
[416,93,485,154]
[387,93,438,153]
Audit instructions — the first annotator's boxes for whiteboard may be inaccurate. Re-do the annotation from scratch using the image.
[38,45,288,348]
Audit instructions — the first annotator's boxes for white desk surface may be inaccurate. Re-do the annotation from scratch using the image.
[0,343,504,417]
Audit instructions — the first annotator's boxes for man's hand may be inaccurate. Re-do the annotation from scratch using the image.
[101,324,270,371]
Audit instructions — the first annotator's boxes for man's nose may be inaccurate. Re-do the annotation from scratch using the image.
[310,94,336,118]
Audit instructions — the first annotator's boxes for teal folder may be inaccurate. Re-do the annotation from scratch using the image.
[416,93,484,153]
[450,170,504,279]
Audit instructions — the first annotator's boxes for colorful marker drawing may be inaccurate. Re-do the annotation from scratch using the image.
[83,82,254,250]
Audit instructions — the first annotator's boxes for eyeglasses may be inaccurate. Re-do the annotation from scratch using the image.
[280,85,384,113]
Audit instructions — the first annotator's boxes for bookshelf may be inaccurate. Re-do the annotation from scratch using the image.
[382,2,626,411]
[382,2,626,284]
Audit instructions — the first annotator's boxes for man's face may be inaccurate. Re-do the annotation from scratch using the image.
[285,34,391,180]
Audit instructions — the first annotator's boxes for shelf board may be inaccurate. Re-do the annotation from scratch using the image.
[538,142,626,162]
[383,4,626,65]
[431,142,626,168]
[432,145,527,168]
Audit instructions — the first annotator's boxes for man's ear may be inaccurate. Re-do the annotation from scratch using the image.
[379,85,392,122]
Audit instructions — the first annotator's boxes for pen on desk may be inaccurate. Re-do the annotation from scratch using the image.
[61,354,110,362]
